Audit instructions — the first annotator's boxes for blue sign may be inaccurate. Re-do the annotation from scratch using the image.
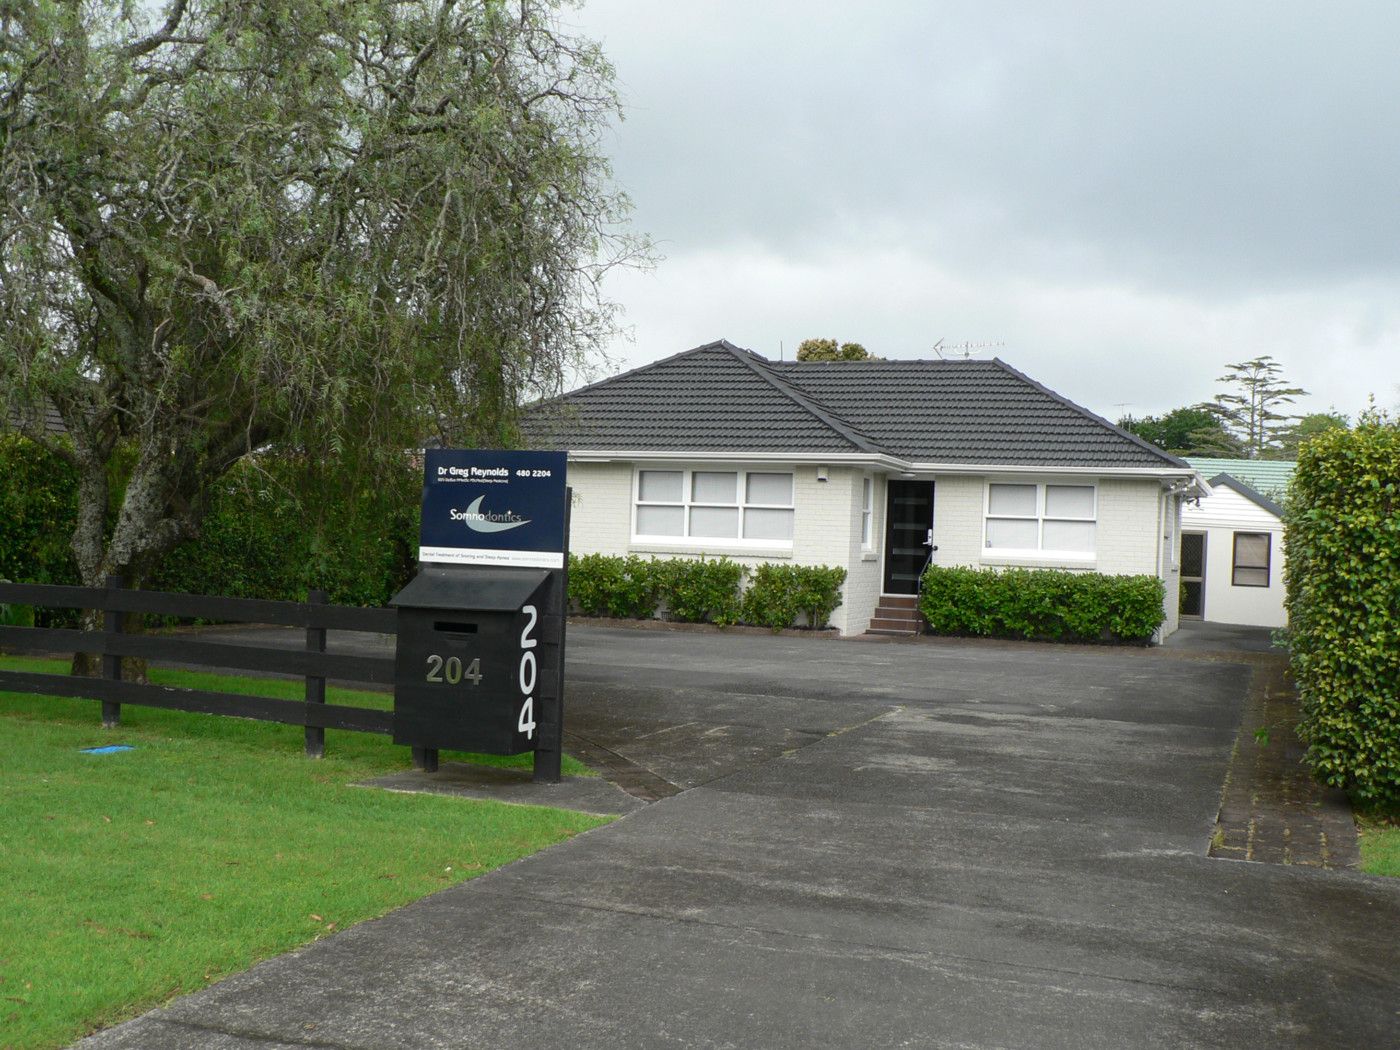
[419,449,568,568]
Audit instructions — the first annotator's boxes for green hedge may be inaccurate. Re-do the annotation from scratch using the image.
[919,565,1165,644]
[0,437,418,612]
[566,555,846,630]
[741,563,847,631]
[1286,415,1400,808]
[149,460,419,609]
[568,554,658,619]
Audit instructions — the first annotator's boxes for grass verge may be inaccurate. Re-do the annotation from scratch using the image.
[1357,812,1400,877]
[0,656,608,1049]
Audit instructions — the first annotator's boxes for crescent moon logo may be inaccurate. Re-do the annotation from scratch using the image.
[461,495,531,533]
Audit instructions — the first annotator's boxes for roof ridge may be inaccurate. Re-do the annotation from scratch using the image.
[989,358,1190,470]
[718,345,888,455]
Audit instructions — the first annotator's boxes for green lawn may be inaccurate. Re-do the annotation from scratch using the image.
[0,656,607,1050]
[1357,814,1400,877]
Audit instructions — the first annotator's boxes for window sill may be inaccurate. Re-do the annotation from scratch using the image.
[979,552,1097,570]
[861,551,878,562]
[629,542,793,559]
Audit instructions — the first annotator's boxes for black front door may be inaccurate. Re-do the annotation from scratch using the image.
[883,480,934,594]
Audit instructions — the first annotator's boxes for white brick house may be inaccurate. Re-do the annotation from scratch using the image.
[525,341,1202,639]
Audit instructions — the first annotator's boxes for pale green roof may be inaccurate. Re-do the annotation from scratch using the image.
[1185,458,1296,500]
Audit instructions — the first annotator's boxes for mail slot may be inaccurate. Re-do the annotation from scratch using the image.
[391,565,556,755]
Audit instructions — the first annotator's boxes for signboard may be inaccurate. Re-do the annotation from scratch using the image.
[419,449,568,568]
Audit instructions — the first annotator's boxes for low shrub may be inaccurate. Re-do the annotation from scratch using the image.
[655,557,744,625]
[1286,413,1400,808]
[919,565,1164,644]
[741,564,848,631]
[568,553,659,619]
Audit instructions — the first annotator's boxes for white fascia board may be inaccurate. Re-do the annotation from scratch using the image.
[905,461,1201,482]
[566,449,1199,484]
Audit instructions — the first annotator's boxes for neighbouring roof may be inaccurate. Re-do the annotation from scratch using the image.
[4,402,67,437]
[1186,457,1295,500]
[1206,474,1285,519]
[525,340,1188,470]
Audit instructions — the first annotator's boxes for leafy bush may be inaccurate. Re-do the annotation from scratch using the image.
[0,436,418,612]
[568,554,659,619]
[919,565,1164,644]
[1286,413,1400,808]
[150,458,419,609]
[654,557,743,625]
[741,564,848,631]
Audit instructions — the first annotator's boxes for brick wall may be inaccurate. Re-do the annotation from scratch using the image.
[565,460,876,635]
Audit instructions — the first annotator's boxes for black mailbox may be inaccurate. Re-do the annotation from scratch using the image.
[391,566,558,756]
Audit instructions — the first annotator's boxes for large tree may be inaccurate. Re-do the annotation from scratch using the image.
[796,338,874,361]
[1,0,638,593]
[1118,407,1243,457]
[1201,356,1307,459]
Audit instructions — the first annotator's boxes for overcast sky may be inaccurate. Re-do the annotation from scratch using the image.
[564,0,1399,422]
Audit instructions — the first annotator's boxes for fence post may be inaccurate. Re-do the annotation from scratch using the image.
[100,574,123,728]
[305,589,327,758]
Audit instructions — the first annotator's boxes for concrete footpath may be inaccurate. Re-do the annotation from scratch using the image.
[77,626,1400,1050]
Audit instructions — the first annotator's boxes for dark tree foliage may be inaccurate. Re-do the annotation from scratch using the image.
[1118,407,1244,457]
[796,338,875,361]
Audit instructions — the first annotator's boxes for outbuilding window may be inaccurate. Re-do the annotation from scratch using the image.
[635,469,794,545]
[1232,532,1271,587]
[984,482,1096,557]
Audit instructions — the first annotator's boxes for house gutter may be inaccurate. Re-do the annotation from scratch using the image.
[567,449,1202,483]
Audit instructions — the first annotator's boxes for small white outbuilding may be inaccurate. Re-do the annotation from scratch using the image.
[1179,459,1295,629]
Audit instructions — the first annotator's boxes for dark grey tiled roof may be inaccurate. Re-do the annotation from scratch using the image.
[524,341,878,453]
[524,340,1186,470]
[770,357,1184,467]
[5,402,67,436]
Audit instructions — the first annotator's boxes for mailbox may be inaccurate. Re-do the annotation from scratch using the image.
[391,565,558,756]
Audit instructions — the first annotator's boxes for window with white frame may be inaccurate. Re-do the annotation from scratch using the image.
[861,476,874,548]
[984,482,1096,556]
[635,469,794,544]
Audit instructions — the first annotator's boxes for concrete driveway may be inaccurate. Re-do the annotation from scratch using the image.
[79,627,1400,1049]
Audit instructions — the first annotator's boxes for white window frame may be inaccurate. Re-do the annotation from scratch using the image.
[982,480,1097,561]
[860,475,874,550]
[632,467,795,549]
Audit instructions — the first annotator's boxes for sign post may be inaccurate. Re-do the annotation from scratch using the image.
[390,449,570,783]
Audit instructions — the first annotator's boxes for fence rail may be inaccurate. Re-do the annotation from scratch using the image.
[0,578,396,756]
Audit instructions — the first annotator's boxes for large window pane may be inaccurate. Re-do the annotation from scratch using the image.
[689,506,739,538]
[1045,485,1094,519]
[988,483,1036,517]
[1042,520,1095,553]
[638,470,682,503]
[692,471,737,504]
[743,507,794,541]
[746,472,793,506]
[986,518,1039,549]
[1233,532,1270,587]
[636,505,684,535]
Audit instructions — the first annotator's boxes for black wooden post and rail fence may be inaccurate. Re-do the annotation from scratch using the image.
[0,579,396,756]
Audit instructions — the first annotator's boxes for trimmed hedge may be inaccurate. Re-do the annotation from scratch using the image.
[0,437,418,611]
[568,554,658,619]
[566,554,846,630]
[742,563,847,631]
[919,565,1165,644]
[1286,415,1400,808]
